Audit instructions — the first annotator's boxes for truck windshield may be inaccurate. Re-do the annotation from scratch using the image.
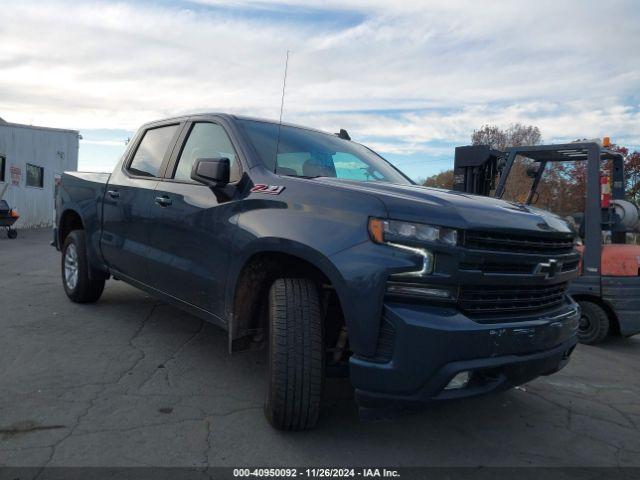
[238,119,411,185]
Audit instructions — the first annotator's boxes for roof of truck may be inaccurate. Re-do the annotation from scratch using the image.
[139,113,335,137]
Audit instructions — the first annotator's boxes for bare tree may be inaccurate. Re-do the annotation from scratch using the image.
[423,123,542,189]
[470,125,509,150]
[505,123,542,147]
[467,123,543,202]
[471,123,542,149]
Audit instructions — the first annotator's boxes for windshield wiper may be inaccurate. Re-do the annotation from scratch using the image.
[279,174,325,179]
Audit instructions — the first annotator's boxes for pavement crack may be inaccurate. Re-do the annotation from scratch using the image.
[525,387,639,464]
[209,405,262,418]
[204,419,212,467]
[34,384,104,475]
[32,302,162,473]
[73,417,206,436]
[521,388,571,428]
[138,319,205,391]
[118,303,161,391]
[526,387,639,432]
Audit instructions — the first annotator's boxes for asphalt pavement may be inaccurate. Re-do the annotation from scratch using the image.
[1,229,639,469]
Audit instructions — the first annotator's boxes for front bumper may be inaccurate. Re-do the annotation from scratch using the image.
[350,297,579,407]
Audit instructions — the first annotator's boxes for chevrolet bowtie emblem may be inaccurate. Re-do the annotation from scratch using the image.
[534,259,562,279]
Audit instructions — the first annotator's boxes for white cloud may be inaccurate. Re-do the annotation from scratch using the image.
[0,0,638,172]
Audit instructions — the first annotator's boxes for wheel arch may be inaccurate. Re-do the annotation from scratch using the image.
[58,208,85,247]
[226,238,348,351]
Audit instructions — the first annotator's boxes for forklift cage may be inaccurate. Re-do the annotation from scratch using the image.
[494,142,625,277]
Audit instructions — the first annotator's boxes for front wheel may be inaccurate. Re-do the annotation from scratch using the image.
[264,278,324,430]
[61,230,105,303]
[7,229,17,239]
[577,301,610,345]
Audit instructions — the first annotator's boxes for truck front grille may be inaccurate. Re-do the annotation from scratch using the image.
[459,259,580,275]
[459,282,568,316]
[462,230,575,255]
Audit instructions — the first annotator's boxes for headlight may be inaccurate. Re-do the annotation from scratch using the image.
[368,218,457,277]
[368,218,458,246]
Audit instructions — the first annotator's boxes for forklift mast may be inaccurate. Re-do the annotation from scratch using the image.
[453,145,505,196]
[453,141,640,342]
[454,141,629,276]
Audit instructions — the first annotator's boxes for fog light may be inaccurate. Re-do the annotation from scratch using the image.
[445,371,471,390]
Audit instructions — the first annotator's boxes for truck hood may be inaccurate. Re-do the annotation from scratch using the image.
[315,178,572,234]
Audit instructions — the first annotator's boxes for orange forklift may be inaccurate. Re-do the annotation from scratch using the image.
[453,139,640,344]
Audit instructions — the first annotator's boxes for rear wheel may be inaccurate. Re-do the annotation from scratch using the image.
[61,230,105,303]
[577,300,610,345]
[7,229,17,239]
[264,278,324,430]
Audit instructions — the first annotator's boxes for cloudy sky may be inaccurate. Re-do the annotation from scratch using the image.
[1,0,638,180]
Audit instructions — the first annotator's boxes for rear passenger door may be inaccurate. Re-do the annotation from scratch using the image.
[145,120,243,317]
[100,122,183,284]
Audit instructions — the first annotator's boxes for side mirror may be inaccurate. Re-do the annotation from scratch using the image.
[191,157,230,187]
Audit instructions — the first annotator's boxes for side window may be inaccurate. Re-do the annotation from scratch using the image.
[0,155,5,182]
[26,163,44,188]
[128,125,179,177]
[174,123,240,182]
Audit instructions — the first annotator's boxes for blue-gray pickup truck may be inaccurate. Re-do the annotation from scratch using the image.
[54,113,580,430]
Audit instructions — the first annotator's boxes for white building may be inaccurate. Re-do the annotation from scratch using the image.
[0,118,79,228]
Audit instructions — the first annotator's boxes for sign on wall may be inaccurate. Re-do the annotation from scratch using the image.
[10,166,21,186]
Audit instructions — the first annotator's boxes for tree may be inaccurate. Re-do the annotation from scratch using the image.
[471,123,542,149]
[485,124,543,204]
[626,151,640,204]
[421,124,640,218]
[422,123,542,190]
[607,145,640,205]
[512,142,640,217]
[423,169,454,189]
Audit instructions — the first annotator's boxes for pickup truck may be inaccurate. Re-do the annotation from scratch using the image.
[54,113,581,430]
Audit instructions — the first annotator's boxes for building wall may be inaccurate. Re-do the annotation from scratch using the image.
[0,123,79,228]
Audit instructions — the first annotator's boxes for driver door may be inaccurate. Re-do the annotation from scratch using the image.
[144,120,243,317]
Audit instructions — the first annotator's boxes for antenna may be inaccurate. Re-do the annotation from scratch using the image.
[274,50,290,174]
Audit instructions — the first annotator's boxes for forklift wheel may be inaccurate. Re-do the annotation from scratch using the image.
[7,229,17,239]
[577,301,610,345]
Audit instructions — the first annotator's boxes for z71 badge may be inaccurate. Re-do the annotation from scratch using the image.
[250,184,285,195]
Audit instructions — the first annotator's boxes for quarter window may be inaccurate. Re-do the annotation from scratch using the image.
[128,125,179,177]
[26,163,44,188]
[174,123,240,182]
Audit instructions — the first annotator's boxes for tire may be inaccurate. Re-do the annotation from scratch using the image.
[61,230,105,303]
[7,229,17,239]
[264,278,324,430]
[577,300,610,345]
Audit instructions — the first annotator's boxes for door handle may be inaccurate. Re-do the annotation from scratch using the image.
[155,196,172,207]
[107,190,120,199]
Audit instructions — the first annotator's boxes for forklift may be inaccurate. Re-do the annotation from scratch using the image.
[453,140,640,344]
